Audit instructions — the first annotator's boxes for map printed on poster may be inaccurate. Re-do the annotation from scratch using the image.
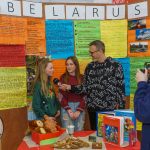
[74,20,100,58]
[0,67,27,109]
[46,20,74,59]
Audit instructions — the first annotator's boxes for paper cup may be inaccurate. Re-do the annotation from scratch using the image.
[66,125,75,135]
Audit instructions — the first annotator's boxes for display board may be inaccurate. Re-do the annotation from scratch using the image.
[0,0,149,149]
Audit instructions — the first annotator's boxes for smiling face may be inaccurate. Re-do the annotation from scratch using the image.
[66,59,76,76]
[45,62,54,77]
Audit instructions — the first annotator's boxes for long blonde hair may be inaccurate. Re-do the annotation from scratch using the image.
[34,58,52,96]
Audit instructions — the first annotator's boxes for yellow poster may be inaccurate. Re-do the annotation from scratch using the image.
[78,58,92,74]
[0,67,27,109]
[136,120,142,131]
[101,20,127,58]
[130,93,142,131]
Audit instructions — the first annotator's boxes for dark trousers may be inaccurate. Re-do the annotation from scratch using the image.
[88,111,96,130]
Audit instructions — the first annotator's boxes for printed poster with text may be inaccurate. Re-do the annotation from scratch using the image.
[128,17,150,57]
[130,94,142,131]
[130,57,150,94]
[0,45,26,67]
[78,58,92,74]
[74,20,100,58]
[114,58,130,96]
[0,16,27,44]
[26,18,46,56]
[46,20,74,59]
[101,20,127,58]
[0,67,27,109]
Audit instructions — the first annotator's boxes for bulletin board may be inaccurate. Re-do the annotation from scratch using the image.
[0,0,150,149]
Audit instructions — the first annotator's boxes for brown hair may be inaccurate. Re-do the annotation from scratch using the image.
[89,40,105,53]
[63,56,82,84]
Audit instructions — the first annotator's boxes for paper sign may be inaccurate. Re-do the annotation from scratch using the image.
[0,67,27,109]
[130,57,150,94]
[101,19,127,58]
[114,58,130,96]
[26,18,46,55]
[0,45,25,67]
[46,20,74,59]
[23,1,42,18]
[0,16,27,44]
[128,1,148,19]
[74,20,100,58]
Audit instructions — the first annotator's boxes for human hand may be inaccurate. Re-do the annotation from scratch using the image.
[73,111,80,120]
[44,115,56,121]
[67,109,74,119]
[55,110,60,118]
[57,92,63,102]
[59,84,71,91]
[136,69,148,83]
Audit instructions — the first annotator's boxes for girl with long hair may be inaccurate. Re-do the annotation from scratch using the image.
[60,56,85,131]
[32,58,60,120]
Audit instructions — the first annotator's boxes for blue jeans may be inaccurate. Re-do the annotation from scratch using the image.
[61,102,85,131]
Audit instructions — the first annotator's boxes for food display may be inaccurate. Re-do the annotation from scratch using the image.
[92,142,102,149]
[29,119,61,134]
[52,136,90,149]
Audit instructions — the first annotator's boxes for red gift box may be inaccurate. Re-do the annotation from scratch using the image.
[32,128,65,144]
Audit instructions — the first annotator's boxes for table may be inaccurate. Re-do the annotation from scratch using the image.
[18,131,140,150]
